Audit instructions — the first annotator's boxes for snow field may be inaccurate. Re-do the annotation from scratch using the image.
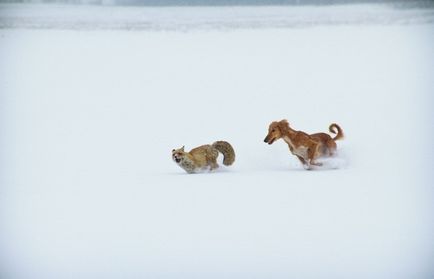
[1,5,434,278]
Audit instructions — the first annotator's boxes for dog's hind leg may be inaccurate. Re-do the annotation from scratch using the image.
[307,143,323,167]
[327,140,337,157]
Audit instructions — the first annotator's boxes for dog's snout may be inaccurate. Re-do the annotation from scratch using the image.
[264,136,269,143]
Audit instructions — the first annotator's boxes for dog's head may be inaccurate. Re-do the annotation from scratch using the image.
[172,146,186,164]
[264,120,289,145]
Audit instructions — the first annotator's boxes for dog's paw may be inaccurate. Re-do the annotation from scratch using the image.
[302,164,312,170]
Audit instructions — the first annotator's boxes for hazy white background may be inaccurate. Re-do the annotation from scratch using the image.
[0,2,433,279]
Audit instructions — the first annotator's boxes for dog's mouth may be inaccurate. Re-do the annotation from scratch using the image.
[264,136,276,145]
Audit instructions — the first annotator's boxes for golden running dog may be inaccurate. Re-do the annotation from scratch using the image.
[264,120,343,169]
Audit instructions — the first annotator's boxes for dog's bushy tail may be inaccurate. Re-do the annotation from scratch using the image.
[329,123,344,141]
[212,141,235,166]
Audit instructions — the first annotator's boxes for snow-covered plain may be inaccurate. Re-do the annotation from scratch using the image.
[1,3,434,279]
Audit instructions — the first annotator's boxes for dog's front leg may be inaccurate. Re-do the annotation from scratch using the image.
[303,162,312,170]
[296,155,308,167]
[296,155,313,170]
[310,160,323,167]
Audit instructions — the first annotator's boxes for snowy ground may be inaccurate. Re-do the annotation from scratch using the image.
[1,3,434,279]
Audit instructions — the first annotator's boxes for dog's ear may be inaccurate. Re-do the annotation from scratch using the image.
[181,146,185,152]
[280,119,289,126]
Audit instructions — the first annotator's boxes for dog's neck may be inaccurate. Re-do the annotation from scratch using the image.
[280,124,298,149]
[280,123,297,137]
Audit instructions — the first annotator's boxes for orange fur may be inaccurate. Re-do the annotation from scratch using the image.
[264,120,344,170]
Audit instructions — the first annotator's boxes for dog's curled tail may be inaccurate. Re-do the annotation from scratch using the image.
[329,123,344,141]
[212,141,235,166]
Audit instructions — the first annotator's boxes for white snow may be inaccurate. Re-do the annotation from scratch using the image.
[1,3,433,279]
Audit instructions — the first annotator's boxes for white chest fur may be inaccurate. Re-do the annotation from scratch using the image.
[283,136,308,158]
[293,146,308,158]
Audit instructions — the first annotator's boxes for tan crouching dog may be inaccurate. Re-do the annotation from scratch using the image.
[264,120,344,170]
[172,141,235,173]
